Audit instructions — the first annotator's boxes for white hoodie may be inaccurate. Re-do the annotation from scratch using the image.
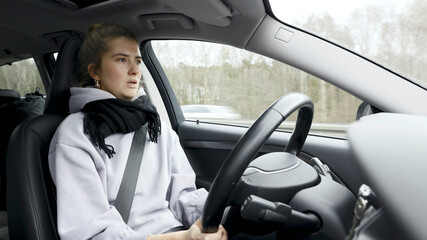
[48,87,208,240]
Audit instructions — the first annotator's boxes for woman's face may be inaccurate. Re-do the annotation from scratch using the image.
[89,37,142,101]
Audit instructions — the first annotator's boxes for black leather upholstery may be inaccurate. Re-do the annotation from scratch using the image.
[6,115,64,239]
[6,35,83,240]
[0,89,21,210]
[0,89,20,106]
[44,35,83,115]
[0,92,45,210]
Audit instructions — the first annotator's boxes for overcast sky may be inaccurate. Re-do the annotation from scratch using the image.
[269,0,411,24]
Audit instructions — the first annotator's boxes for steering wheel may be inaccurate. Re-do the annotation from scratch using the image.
[201,93,314,233]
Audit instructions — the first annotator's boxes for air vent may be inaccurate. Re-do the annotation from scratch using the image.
[43,0,110,9]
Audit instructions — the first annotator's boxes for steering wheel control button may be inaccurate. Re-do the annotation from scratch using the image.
[241,195,320,232]
[309,157,332,178]
[241,195,291,223]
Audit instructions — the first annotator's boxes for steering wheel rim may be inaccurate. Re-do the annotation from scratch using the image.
[201,93,314,233]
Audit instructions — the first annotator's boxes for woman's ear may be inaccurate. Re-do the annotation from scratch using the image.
[88,63,99,81]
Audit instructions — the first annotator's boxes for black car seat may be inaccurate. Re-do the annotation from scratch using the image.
[0,89,21,210]
[0,89,20,106]
[5,35,83,240]
[0,89,45,210]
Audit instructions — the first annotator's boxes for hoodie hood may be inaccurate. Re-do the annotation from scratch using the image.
[69,87,146,114]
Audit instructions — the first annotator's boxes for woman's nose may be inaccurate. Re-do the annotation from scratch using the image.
[128,62,140,75]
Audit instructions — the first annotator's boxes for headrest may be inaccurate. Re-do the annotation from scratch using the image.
[44,35,84,115]
[0,89,20,106]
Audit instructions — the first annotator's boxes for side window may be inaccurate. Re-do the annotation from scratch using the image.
[151,40,362,138]
[0,58,46,96]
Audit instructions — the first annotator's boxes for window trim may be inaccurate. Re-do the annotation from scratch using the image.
[142,41,184,131]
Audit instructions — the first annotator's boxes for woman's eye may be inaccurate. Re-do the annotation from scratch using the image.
[118,58,126,62]
[136,59,142,65]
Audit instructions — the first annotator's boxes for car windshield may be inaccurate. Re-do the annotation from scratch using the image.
[269,0,427,89]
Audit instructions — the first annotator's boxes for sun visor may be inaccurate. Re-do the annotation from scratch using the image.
[161,0,232,27]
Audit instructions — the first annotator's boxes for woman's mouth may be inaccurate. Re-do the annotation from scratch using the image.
[127,80,139,88]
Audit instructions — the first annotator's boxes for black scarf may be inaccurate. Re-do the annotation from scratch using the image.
[81,95,161,158]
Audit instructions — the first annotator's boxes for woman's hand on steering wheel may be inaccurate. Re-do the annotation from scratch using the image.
[146,218,227,240]
[188,218,228,240]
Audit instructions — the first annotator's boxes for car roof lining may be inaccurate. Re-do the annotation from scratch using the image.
[0,0,265,66]
[41,0,110,9]
[161,0,232,27]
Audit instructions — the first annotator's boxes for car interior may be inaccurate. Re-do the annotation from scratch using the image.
[1,0,427,240]
[5,35,84,240]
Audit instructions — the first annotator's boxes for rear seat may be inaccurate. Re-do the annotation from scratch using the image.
[0,89,45,210]
[0,90,20,107]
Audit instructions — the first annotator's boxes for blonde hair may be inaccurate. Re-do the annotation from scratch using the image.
[75,23,138,87]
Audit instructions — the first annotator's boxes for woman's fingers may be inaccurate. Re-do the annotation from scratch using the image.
[190,218,228,240]
[199,230,222,240]
[219,225,228,240]
[188,220,202,240]
[200,226,227,240]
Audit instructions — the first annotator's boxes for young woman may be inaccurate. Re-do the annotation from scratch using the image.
[48,23,227,240]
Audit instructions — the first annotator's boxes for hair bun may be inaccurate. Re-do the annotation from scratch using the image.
[88,23,105,34]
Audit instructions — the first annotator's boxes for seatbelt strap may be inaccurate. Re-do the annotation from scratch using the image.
[114,124,147,223]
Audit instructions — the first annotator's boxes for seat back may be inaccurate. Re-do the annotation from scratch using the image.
[0,89,20,210]
[0,91,45,210]
[0,89,20,106]
[6,35,83,240]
